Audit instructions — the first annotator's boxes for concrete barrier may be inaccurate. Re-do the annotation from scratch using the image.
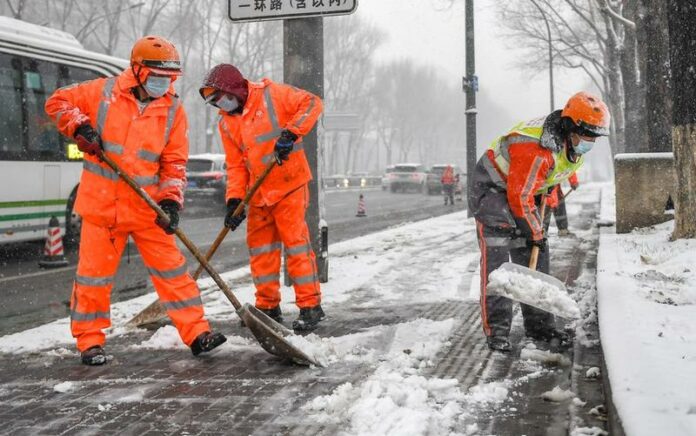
[614,152,675,233]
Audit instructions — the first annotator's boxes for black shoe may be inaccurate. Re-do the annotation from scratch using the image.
[486,335,511,352]
[241,306,283,327]
[190,331,227,356]
[292,305,325,332]
[526,328,573,351]
[81,345,107,366]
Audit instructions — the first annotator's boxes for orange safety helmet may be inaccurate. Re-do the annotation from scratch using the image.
[130,36,182,77]
[561,91,610,137]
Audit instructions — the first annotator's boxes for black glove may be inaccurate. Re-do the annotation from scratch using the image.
[274,129,298,164]
[224,198,246,230]
[526,237,548,252]
[74,124,102,155]
[155,200,180,234]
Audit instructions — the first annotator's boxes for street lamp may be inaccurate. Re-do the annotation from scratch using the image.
[529,0,554,111]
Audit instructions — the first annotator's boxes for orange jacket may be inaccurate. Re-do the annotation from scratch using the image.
[45,69,188,228]
[219,79,323,207]
[487,138,555,240]
[441,166,455,185]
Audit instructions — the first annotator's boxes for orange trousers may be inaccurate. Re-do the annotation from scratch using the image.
[70,220,210,352]
[247,185,321,309]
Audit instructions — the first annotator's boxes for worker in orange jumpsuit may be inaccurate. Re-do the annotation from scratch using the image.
[199,64,325,332]
[45,36,226,365]
[468,92,610,352]
[544,173,579,237]
[441,165,456,206]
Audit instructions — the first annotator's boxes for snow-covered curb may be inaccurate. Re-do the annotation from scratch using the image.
[597,185,696,436]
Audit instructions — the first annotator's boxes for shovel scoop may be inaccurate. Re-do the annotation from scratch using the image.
[486,262,580,320]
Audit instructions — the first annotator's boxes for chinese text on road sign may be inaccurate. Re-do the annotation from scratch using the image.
[228,0,357,22]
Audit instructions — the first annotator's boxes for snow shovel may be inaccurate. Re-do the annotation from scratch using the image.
[99,152,320,366]
[126,158,278,327]
[486,200,581,320]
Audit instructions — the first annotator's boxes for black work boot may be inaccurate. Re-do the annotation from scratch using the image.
[241,306,283,327]
[81,345,107,366]
[190,331,227,356]
[526,328,573,351]
[292,305,325,332]
[486,335,511,352]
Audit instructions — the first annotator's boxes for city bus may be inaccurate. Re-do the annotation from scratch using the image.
[0,16,127,245]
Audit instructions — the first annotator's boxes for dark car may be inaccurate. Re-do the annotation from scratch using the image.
[186,153,227,200]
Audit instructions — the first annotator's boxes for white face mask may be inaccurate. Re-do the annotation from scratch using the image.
[143,75,171,98]
[216,95,239,113]
[574,139,595,155]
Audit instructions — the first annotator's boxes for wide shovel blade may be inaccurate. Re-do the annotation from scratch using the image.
[487,262,581,320]
[239,303,321,366]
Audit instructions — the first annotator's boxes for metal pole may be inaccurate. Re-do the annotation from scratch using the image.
[283,18,327,282]
[530,0,554,111]
[465,0,477,218]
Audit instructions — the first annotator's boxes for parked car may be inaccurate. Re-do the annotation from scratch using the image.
[324,174,349,189]
[387,163,428,193]
[426,164,463,195]
[185,153,227,200]
[381,165,395,190]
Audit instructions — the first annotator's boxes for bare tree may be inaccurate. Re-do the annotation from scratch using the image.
[497,0,638,154]
[637,0,672,152]
[667,0,696,239]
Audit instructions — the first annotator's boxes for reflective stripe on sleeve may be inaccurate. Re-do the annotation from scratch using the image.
[96,77,116,135]
[102,141,124,155]
[293,96,317,129]
[137,149,160,162]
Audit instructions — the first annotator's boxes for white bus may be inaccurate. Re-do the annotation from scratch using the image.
[0,16,127,245]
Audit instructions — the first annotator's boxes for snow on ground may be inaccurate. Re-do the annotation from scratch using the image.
[0,211,475,355]
[597,186,696,436]
[302,318,497,436]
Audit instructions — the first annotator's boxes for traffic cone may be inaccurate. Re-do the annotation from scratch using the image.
[38,216,69,268]
[356,194,367,217]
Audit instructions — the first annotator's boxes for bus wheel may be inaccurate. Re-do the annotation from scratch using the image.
[64,188,81,249]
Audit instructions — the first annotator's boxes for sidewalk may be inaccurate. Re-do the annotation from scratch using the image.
[596,185,696,436]
[0,187,606,436]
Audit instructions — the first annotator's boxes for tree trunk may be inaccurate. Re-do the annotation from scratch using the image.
[667,0,696,239]
[620,1,645,153]
[639,0,673,153]
[602,14,627,154]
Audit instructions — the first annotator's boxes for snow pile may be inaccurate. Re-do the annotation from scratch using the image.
[302,318,501,435]
[598,217,696,436]
[519,343,571,367]
[585,367,600,379]
[132,325,187,350]
[487,266,581,319]
[571,427,608,436]
[53,381,78,393]
[541,386,575,402]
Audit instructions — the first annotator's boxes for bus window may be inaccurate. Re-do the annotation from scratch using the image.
[0,53,23,157]
[24,59,62,159]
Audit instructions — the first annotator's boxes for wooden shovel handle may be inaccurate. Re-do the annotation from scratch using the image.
[528,199,547,271]
[99,152,245,310]
[191,159,277,279]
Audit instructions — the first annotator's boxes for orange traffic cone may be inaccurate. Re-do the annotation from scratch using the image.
[38,216,69,268]
[356,194,367,217]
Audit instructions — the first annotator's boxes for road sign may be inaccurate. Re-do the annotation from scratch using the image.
[321,112,361,131]
[228,0,358,22]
